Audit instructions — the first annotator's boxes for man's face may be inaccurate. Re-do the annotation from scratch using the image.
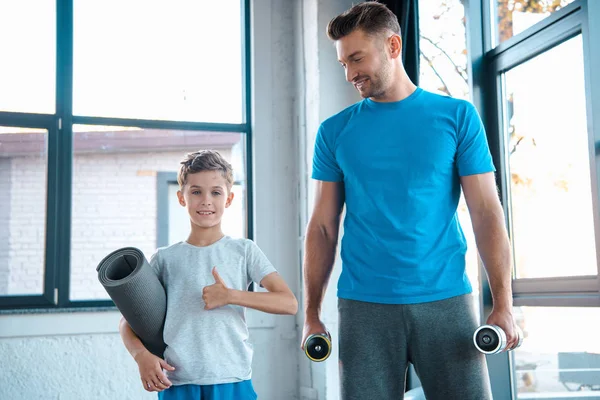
[336,29,392,99]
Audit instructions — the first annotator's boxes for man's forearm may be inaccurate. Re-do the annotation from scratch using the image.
[472,206,513,310]
[119,317,148,359]
[303,222,338,319]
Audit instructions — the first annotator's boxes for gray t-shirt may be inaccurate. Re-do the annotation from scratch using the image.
[150,236,277,385]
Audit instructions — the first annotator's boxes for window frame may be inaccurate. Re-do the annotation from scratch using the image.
[0,0,253,311]
[484,1,600,307]
[468,0,600,398]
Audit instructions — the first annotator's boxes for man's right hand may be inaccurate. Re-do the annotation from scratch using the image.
[301,315,329,350]
[133,349,175,392]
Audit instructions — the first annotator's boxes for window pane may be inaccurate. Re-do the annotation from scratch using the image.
[504,36,597,279]
[419,0,469,100]
[0,2,55,114]
[513,306,600,397]
[494,0,576,46]
[73,0,244,123]
[70,125,247,301]
[0,127,48,295]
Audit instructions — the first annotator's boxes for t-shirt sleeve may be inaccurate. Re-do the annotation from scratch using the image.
[312,123,344,182]
[245,240,277,286]
[456,102,496,176]
[149,249,164,285]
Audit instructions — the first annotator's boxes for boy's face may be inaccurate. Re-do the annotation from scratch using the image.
[177,171,234,230]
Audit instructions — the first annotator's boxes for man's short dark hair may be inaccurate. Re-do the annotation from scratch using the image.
[327,1,401,41]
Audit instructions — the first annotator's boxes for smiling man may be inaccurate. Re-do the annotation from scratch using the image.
[301,2,518,399]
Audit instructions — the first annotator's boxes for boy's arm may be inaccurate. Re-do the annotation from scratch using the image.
[203,269,298,315]
[119,317,149,360]
[119,317,174,392]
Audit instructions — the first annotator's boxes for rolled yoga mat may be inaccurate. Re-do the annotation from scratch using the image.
[96,247,167,357]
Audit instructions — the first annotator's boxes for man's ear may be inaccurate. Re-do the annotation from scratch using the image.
[177,189,186,207]
[389,34,402,59]
[225,191,235,208]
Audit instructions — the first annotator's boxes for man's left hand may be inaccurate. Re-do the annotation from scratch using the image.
[486,307,519,351]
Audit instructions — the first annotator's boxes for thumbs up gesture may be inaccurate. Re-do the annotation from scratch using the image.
[202,267,231,310]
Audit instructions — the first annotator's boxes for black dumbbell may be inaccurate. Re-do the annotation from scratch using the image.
[304,333,332,362]
[473,324,524,354]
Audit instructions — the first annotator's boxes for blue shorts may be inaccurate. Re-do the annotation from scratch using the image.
[157,380,257,400]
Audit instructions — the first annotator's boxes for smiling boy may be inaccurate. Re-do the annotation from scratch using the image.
[119,150,298,400]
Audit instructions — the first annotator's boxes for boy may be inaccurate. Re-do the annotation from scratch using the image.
[119,150,298,399]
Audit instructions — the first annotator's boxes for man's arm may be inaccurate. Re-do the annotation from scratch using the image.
[461,172,519,349]
[301,180,345,346]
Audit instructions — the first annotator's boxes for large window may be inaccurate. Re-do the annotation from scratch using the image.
[0,0,251,310]
[503,35,596,280]
[469,0,600,398]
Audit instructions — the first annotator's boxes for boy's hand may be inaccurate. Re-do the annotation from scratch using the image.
[133,349,175,392]
[203,267,231,310]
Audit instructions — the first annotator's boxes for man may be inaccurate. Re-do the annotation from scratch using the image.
[301,2,519,399]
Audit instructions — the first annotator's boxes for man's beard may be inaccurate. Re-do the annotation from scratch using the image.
[359,62,391,99]
[360,78,385,98]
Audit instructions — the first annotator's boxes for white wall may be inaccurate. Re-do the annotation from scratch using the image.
[295,1,359,399]
[250,0,300,398]
[0,157,11,295]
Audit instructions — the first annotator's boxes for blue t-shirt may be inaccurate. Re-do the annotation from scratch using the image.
[312,87,495,304]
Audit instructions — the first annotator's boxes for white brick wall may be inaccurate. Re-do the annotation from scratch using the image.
[1,146,238,300]
[7,155,47,296]
[0,157,11,294]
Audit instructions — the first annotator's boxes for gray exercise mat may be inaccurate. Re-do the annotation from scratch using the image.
[96,247,166,357]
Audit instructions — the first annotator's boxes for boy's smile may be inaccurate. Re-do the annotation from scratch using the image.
[177,170,234,232]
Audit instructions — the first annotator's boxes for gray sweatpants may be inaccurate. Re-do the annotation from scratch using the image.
[338,294,492,400]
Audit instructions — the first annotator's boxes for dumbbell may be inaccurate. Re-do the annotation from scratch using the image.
[473,324,524,354]
[304,332,332,362]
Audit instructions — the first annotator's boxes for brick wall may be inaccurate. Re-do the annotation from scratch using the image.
[7,155,47,296]
[0,157,11,294]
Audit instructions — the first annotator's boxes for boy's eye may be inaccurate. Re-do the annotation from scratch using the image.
[212,191,222,196]
[192,190,200,195]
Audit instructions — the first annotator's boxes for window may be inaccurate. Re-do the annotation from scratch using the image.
[470,0,600,398]
[503,35,596,280]
[493,0,577,47]
[0,0,251,310]
[513,307,600,395]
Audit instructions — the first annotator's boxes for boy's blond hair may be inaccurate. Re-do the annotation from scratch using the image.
[177,150,234,190]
